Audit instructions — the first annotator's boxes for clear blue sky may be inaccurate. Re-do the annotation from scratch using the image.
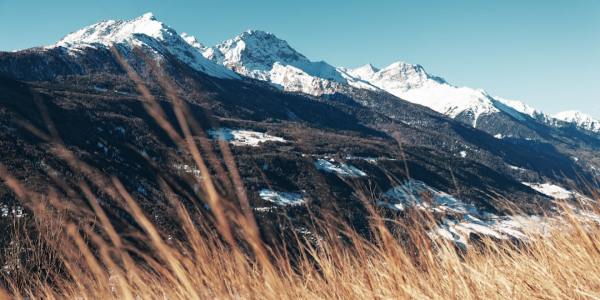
[1,0,599,117]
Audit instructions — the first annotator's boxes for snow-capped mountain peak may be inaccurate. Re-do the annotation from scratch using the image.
[202,29,369,95]
[53,13,238,79]
[203,29,306,71]
[202,29,510,126]
[346,61,443,95]
[57,12,170,47]
[553,110,600,133]
[204,29,349,81]
[371,61,436,88]
[347,61,501,125]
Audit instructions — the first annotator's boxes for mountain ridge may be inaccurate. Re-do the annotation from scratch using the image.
[8,12,595,132]
[45,12,239,80]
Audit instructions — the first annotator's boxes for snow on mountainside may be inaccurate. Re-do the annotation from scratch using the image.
[51,13,238,79]
[186,26,590,130]
[198,28,532,127]
[345,63,585,130]
[493,97,559,125]
[494,97,539,118]
[345,62,502,126]
[180,32,205,51]
[491,98,600,134]
[199,30,378,96]
[553,111,600,133]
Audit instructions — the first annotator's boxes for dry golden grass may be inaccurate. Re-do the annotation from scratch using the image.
[0,46,598,299]
[0,180,599,300]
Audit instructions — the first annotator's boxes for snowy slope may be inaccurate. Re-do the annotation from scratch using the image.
[180,32,205,51]
[494,97,539,118]
[51,13,238,79]
[522,182,591,201]
[346,62,507,126]
[553,111,600,133]
[314,159,367,178]
[259,189,305,206]
[377,180,472,214]
[207,128,287,147]
[345,62,594,129]
[493,96,561,126]
[200,30,378,96]
[492,99,600,134]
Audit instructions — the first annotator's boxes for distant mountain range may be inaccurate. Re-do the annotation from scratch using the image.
[26,12,598,134]
[187,17,596,134]
[0,13,598,244]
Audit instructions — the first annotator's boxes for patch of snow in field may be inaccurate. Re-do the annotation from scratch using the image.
[294,226,324,244]
[376,180,472,214]
[253,207,277,212]
[434,225,468,247]
[345,155,379,164]
[373,181,561,247]
[432,207,600,248]
[1,205,24,218]
[375,181,599,248]
[522,182,588,200]
[208,128,286,147]
[315,159,367,177]
[259,189,305,206]
[508,165,527,172]
[457,220,504,240]
[432,214,550,248]
[172,164,201,178]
